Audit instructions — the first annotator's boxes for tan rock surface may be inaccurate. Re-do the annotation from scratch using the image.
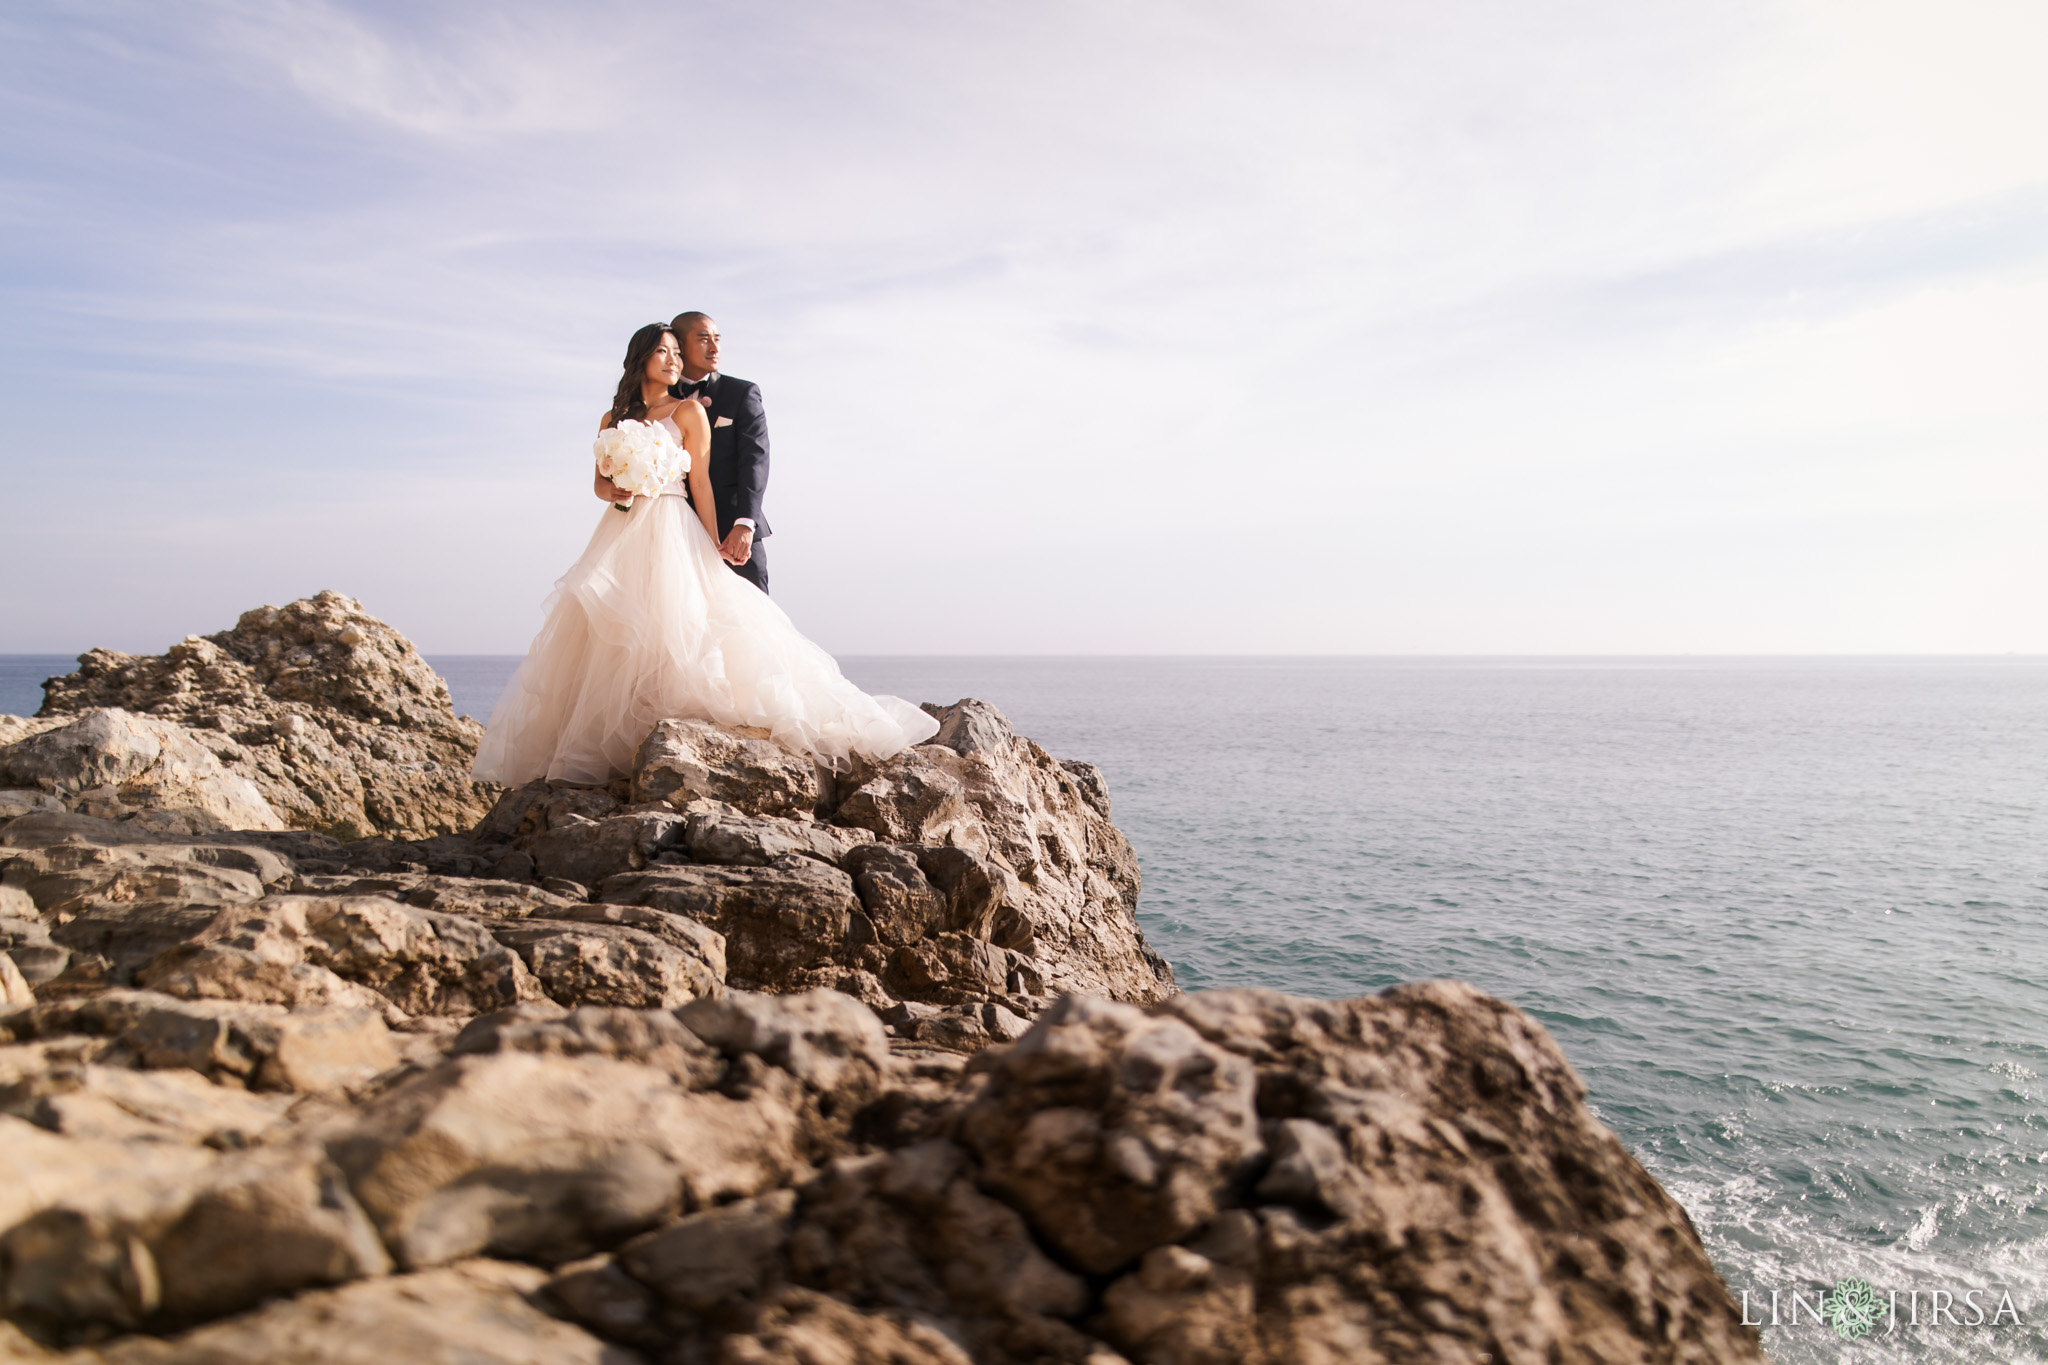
[0,713,281,834]
[84,1260,641,1365]
[0,601,1759,1364]
[30,592,491,840]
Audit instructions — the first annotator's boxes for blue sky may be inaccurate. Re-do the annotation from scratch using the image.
[3,0,2044,654]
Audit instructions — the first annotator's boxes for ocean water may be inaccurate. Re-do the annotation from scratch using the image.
[6,653,2045,1359]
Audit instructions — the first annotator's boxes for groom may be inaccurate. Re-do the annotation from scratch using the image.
[669,311,771,594]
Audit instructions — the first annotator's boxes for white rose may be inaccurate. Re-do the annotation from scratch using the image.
[593,426,630,479]
[594,418,687,500]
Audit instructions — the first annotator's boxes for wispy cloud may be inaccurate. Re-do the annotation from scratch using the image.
[2,0,2044,653]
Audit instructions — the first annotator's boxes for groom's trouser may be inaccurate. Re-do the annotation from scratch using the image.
[729,540,768,595]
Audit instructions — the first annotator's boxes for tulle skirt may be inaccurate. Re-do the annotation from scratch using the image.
[472,493,937,785]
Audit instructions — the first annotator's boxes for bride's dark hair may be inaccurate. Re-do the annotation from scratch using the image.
[604,322,676,429]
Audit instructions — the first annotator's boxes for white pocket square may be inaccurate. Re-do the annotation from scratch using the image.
[714,416,733,428]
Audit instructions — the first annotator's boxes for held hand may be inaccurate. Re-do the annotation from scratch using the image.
[720,526,754,566]
[595,472,632,509]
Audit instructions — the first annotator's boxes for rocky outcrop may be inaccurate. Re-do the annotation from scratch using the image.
[17,592,491,840]
[0,712,283,834]
[458,700,1173,1033]
[0,598,1763,1363]
[0,838,1761,1364]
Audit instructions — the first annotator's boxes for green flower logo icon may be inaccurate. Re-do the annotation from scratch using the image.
[1825,1278,1883,1340]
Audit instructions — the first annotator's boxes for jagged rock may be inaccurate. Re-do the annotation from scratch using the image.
[1112,983,1768,1364]
[0,1114,217,1241]
[7,990,396,1094]
[475,781,623,847]
[536,903,728,977]
[302,832,503,879]
[922,698,1014,759]
[84,1259,639,1364]
[134,940,390,1016]
[842,844,943,946]
[328,1051,800,1268]
[675,990,888,1099]
[891,1000,1034,1054]
[0,1151,213,1335]
[831,751,973,847]
[452,1003,722,1089]
[34,592,493,840]
[0,971,1764,1364]
[44,905,224,995]
[883,932,1043,1007]
[630,719,817,817]
[488,918,720,1010]
[232,895,542,1018]
[0,607,1761,1364]
[140,1146,392,1326]
[287,873,581,920]
[777,1142,1101,1364]
[960,994,1261,1275]
[833,701,1172,1003]
[528,812,686,889]
[0,811,144,851]
[0,1142,391,1336]
[0,1057,292,1147]
[678,801,874,868]
[612,1187,797,1321]
[600,862,858,989]
[896,1012,992,1054]
[0,711,283,834]
[844,844,1014,948]
[1057,759,1112,817]
[7,840,281,917]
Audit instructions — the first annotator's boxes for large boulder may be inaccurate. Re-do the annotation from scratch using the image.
[630,719,818,817]
[0,1140,391,1334]
[6,989,397,1094]
[527,812,687,888]
[147,895,545,1019]
[28,591,492,839]
[488,917,721,1009]
[959,994,1262,1274]
[6,839,287,918]
[599,862,859,989]
[0,711,282,833]
[830,700,1172,1004]
[328,1050,800,1269]
[451,1003,723,1090]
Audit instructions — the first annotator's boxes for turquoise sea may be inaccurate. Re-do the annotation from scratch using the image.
[6,653,2045,1361]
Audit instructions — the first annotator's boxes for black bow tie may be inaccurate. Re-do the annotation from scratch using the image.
[676,377,712,396]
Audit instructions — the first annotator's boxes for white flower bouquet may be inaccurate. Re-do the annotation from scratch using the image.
[594,419,687,508]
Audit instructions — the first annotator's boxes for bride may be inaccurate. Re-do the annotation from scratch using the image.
[472,321,938,784]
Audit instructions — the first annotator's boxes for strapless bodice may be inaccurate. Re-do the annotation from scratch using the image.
[654,413,690,497]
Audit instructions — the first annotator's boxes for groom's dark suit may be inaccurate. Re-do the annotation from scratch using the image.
[670,372,771,594]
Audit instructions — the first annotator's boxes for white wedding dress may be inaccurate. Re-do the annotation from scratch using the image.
[472,414,937,784]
